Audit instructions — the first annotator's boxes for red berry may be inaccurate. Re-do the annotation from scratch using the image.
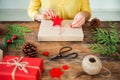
[7,39,12,44]
[43,51,49,56]
[62,65,69,70]
[12,35,18,40]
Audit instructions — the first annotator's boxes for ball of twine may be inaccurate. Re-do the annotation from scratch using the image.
[82,55,102,75]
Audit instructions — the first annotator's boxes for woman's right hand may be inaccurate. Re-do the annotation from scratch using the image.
[35,9,56,21]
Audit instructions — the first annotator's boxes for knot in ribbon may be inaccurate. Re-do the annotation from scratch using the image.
[5,57,29,80]
[0,56,41,80]
[7,57,28,73]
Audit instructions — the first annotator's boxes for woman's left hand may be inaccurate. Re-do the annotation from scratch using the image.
[71,12,86,28]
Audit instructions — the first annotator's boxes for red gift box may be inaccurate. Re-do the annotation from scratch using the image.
[0,56,43,80]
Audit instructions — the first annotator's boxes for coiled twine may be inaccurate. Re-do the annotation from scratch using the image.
[82,55,102,75]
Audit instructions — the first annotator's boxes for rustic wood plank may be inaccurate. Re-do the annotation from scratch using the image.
[0,21,120,80]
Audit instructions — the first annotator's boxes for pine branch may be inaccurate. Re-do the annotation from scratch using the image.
[89,22,119,56]
[92,28,111,45]
[10,38,24,50]
[7,24,32,36]
[106,44,118,55]
[109,23,119,44]
[3,24,32,50]
[92,22,119,45]
[3,34,11,51]
[89,43,108,55]
[89,43,118,55]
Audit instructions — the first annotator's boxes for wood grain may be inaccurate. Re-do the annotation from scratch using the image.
[0,21,120,80]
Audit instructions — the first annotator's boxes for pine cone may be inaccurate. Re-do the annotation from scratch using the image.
[21,41,37,57]
[90,18,101,30]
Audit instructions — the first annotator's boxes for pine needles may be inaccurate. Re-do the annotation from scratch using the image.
[89,22,120,56]
[3,24,32,50]
[6,24,31,36]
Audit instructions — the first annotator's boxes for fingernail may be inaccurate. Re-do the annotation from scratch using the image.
[48,14,50,16]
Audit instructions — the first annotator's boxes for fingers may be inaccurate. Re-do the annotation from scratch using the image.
[71,18,82,26]
[48,9,55,18]
[43,11,50,18]
[42,9,56,19]
[73,13,79,21]
[40,13,48,20]
[45,9,55,18]
[71,13,86,28]
[72,18,85,28]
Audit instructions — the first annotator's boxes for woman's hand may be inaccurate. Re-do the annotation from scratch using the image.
[71,11,90,28]
[40,9,56,19]
[71,12,86,28]
[34,9,56,21]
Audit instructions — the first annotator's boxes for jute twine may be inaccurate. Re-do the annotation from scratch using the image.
[0,57,41,80]
[42,46,111,77]
[82,55,102,75]
[82,55,111,77]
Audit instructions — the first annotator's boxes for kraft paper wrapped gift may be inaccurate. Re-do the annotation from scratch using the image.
[38,20,84,41]
[0,56,43,80]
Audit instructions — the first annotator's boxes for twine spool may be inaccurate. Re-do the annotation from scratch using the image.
[82,55,102,75]
[0,49,3,61]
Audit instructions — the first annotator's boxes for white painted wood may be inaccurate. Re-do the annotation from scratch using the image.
[0,0,120,10]
[0,9,120,21]
[91,9,120,21]
[0,9,31,21]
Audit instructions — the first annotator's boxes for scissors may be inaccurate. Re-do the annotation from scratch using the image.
[50,46,78,60]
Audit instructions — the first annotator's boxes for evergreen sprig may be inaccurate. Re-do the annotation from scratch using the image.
[89,43,108,55]
[11,38,24,50]
[109,23,119,44]
[7,24,32,36]
[3,34,9,51]
[89,43,117,55]
[3,24,32,50]
[89,22,119,56]
[92,28,110,44]
[3,34,24,50]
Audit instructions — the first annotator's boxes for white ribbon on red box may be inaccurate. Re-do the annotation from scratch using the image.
[0,57,41,80]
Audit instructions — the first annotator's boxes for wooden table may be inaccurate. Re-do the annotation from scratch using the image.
[0,21,120,80]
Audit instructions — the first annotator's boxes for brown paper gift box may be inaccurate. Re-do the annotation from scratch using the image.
[38,20,84,41]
